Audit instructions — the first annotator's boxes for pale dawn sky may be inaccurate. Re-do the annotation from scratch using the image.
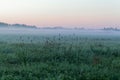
[0,0,120,28]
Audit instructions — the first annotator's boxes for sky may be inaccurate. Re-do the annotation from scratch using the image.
[0,0,120,28]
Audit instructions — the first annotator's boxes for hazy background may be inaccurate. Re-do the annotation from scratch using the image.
[0,0,120,28]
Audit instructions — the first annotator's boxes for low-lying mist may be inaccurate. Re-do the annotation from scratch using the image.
[0,27,120,43]
[0,27,120,35]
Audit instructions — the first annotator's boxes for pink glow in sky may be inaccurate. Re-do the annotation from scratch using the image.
[0,0,120,28]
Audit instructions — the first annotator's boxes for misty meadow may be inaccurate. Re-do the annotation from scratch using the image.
[0,27,119,80]
[0,0,120,80]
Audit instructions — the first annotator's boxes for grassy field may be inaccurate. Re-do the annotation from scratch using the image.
[0,33,119,80]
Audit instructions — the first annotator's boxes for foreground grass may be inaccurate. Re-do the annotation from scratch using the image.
[0,37,119,80]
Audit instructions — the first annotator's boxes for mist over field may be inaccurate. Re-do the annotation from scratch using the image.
[0,0,120,79]
[0,26,120,44]
[0,27,120,35]
[0,26,119,80]
[0,27,120,42]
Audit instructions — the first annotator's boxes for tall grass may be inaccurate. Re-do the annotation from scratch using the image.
[0,35,119,80]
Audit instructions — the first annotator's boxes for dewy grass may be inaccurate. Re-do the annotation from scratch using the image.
[0,35,119,80]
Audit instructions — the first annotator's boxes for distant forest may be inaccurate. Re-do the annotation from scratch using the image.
[0,22,37,28]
